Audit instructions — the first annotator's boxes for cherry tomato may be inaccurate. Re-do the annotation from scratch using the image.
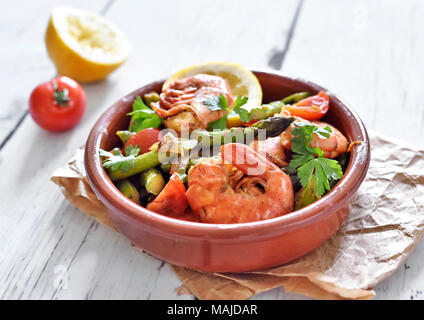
[124,128,161,155]
[146,173,188,217]
[29,76,86,132]
[283,91,330,121]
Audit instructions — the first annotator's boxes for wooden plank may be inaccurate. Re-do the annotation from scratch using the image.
[282,0,424,147]
[279,0,424,300]
[0,0,300,299]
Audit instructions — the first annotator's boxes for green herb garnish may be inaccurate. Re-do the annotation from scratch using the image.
[128,96,162,132]
[206,116,228,130]
[289,123,343,198]
[203,94,229,112]
[231,96,250,122]
[99,145,141,173]
[204,94,249,130]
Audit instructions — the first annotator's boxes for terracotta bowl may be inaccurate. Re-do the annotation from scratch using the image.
[85,71,370,272]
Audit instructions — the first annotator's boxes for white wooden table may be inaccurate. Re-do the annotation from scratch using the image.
[1,0,423,300]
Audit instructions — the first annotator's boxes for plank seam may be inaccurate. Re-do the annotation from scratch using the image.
[268,0,305,70]
[50,221,97,299]
[0,110,28,151]
[100,0,115,15]
[0,0,116,152]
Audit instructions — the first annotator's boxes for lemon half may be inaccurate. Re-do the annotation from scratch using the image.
[45,6,131,82]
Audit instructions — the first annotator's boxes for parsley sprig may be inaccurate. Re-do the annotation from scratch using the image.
[204,94,249,130]
[289,123,343,198]
[128,96,162,132]
[99,145,140,173]
[231,96,250,122]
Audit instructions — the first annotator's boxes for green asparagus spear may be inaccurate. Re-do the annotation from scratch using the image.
[140,168,165,195]
[117,180,140,203]
[249,103,283,120]
[108,150,160,181]
[116,130,135,144]
[192,127,245,147]
[279,92,310,105]
[264,92,310,114]
[192,117,294,147]
[251,116,295,137]
[294,176,320,210]
[143,92,160,106]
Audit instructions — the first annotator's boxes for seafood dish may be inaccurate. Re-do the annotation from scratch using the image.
[98,65,353,224]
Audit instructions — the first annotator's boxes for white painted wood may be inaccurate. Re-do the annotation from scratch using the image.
[0,0,300,300]
[282,0,424,148]
[263,0,424,300]
[0,0,111,145]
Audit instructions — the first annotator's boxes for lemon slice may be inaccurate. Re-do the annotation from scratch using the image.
[45,6,131,82]
[163,62,263,127]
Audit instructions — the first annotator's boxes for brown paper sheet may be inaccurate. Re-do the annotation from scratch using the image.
[51,131,424,300]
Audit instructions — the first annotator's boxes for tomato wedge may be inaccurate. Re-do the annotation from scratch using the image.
[124,128,161,155]
[146,174,188,217]
[283,91,330,121]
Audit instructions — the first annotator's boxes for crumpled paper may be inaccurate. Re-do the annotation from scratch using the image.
[51,131,424,300]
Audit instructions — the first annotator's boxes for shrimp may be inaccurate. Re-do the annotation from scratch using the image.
[280,117,348,158]
[249,136,288,167]
[186,143,294,223]
[151,74,234,134]
[249,116,347,167]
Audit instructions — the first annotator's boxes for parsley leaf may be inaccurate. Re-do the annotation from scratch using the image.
[204,94,250,129]
[204,94,230,130]
[289,153,315,170]
[204,94,229,111]
[289,123,343,198]
[237,108,250,123]
[99,145,141,173]
[124,145,141,157]
[297,157,343,197]
[233,95,249,109]
[128,96,162,132]
[231,96,250,122]
[132,96,149,111]
[207,116,228,130]
[290,123,330,157]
